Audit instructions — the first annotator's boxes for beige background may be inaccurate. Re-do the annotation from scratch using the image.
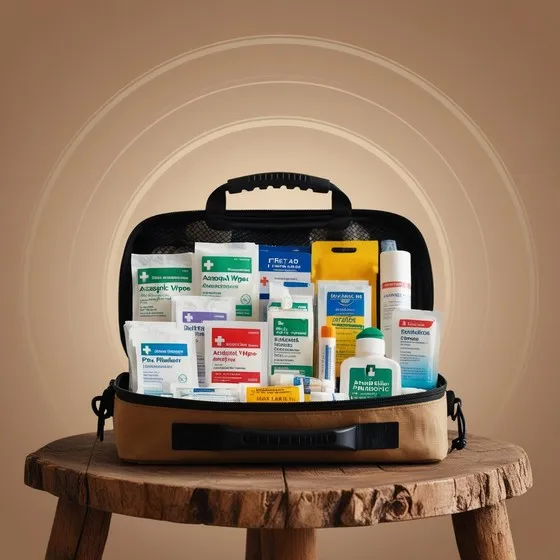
[1,1,558,558]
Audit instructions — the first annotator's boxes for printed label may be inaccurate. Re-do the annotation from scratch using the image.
[397,320,437,386]
[271,364,314,377]
[273,318,309,337]
[325,291,366,371]
[245,386,302,403]
[208,327,265,384]
[141,343,188,357]
[136,267,193,318]
[348,366,393,399]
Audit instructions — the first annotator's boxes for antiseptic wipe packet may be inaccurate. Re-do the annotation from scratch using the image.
[131,253,193,321]
[172,295,236,386]
[194,242,259,321]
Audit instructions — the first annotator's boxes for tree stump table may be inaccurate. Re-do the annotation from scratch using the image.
[24,431,532,560]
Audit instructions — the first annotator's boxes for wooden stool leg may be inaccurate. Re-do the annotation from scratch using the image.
[245,529,263,560]
[260,529,316,560]
[46,498,111,560]
[452,501,516,560]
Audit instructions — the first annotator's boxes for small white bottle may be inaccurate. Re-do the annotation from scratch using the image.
[340,328,401,399]
[379,240,411,358]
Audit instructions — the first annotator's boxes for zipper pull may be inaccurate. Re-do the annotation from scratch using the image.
[449,396,467,452]
[91,380,115,442]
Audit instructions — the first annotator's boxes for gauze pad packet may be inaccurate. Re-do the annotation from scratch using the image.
[204,321,268,385]
[131,253,193,321]
[194,242,259,321]
[172,295,236,386]
[133,328,198,395]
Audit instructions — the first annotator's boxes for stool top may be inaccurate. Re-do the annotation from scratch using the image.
[24,431,532,529]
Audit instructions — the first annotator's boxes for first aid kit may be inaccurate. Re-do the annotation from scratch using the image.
[93,172,466,464]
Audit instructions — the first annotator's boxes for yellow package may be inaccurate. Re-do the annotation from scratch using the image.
[311,240,379,326]
[241,385,304,403]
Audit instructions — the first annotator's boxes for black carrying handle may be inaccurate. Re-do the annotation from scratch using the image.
[205,172,352,230]
[172,421,399,451]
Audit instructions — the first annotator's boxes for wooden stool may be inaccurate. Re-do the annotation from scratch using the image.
[24,431,532,560]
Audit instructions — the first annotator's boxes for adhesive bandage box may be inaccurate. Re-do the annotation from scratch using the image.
[239,384,305,403]
[204,322,268,385]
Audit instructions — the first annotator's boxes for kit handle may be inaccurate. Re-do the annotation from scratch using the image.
[172,422,399,451]
[204,172,353,230]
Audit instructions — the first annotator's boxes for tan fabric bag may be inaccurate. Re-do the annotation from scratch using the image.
[92,172,467,464]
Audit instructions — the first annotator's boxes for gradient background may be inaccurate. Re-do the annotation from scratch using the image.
[2,1,558,558]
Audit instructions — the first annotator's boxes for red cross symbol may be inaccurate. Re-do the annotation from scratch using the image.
[260,276,269,287]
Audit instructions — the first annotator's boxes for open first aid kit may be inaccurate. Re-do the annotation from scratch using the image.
[92,172,466,464]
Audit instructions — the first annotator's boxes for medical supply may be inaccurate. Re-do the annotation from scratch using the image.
[172,295,236,385]
[240,384,305,403]
[317,280,372,377]
[270,374,334,393]
[400,387,426,395]
[311,240,379,326]
[171,385,240,402]
[204,321,268,385]
[318,325,336,382]
[194,242,259,321]
[267,281,314,318]
[134,328,198,395]
[259,245,311,320]
[268,304,314,379]
[340,327,401,399]
[124,321,181,392]
[131,253,193,321]
[310,392,349,402]
[379,240,411,358]
[392,309,442,390]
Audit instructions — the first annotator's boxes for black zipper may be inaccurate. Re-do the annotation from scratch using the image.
[112,372,447,413]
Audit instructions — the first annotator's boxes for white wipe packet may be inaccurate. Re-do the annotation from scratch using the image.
[131,253,193,321]
[172,295,236,386]
[124,321,179,392]
[132,328,197,395]
[194,242,259,321]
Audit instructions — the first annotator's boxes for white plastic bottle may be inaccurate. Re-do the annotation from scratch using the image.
[379,240,411,358]
[339,327,401,399]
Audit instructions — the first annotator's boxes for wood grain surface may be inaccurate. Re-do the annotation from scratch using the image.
[25,431,532,530]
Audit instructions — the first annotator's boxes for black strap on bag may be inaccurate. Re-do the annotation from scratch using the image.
[204,172,353,232]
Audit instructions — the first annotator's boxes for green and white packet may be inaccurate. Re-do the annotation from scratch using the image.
[194,242,259,321]
[131,253,193,321]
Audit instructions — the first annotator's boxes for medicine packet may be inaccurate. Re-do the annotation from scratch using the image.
[392,309,442,390]
[204,321,268,385]
[172,295,236,386]
[268,304,314,379]
[311,240,379,327]
[124,321,179,392]
[194,242,259,321]
[258,245,311,320]
[133,328,198,395]
[131,253,193,321]
[267,281,314,317]
[317,280,372,377]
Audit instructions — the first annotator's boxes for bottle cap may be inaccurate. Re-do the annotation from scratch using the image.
[321,325,336,338]
[356,327,384,340]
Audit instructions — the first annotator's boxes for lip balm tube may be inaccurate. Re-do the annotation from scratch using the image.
[318,325,336,382]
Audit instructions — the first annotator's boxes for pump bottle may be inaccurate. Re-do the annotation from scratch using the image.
[339,328,401,399]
